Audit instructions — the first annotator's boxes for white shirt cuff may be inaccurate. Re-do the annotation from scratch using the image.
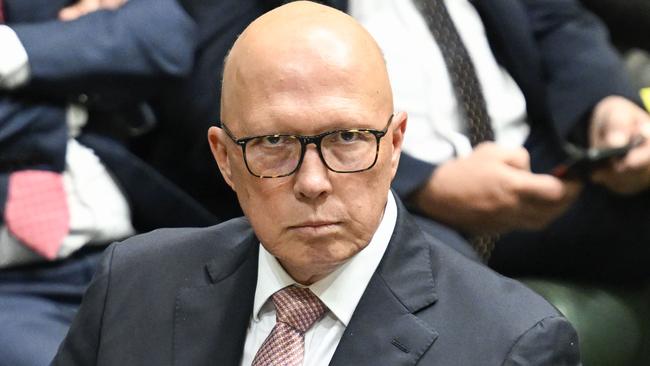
[0,25,30,89]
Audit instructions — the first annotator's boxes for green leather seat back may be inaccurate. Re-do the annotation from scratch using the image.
[520,278,650,366]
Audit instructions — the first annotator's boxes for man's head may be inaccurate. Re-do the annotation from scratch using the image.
[208,1,407,284]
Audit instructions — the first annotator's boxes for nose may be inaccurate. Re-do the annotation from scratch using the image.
[293,144,333,200]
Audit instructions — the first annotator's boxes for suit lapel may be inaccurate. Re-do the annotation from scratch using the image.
[173,235,259,366]
[330,199,439,365]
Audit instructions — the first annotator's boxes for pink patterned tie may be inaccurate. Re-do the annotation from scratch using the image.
[4,170,69,259]
[0,0,4,23]
[252,286,326,366]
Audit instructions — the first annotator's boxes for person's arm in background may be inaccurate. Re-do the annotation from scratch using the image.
[0,97,67,173]
[395,0,650,236]
[1,0,198,108]
[589,96,650,194]
[401,143,581,236]
[58,0,127,21]
[523,0,650,195]
[579,0,650,52]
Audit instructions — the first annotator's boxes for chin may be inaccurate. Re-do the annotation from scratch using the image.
[305,240,362,265]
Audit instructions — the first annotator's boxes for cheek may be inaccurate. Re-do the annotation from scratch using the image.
[237,178,293,238]
[230,162,287,205]
[339,171,390,231]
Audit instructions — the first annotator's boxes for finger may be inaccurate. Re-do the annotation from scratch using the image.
[599,115,633,147]
[514,193,573,229]
[641,120,650,137]
[472,143,530,170]
[516,204,565,229]
[620,142,650,171]
[509,171,566,203]
[564,179,584,198]
[517,180,582,229]
[590,97,637,147]
[591,166,648,194]
[58,0,100,21]
[100,0,128,9]
[58,6,83,21]
[501,147,530,170]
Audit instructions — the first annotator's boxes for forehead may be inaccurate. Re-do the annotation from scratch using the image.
[241,93,383,135]
[223,28,391,134]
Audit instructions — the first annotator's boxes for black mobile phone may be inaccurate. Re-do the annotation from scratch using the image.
[551,136,645,179]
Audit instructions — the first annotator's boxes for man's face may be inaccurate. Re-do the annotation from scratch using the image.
[209,6,405,284]
[210,50,406,282]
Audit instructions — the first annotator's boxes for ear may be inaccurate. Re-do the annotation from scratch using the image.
[389,111,407,179]
[208,126,236,190]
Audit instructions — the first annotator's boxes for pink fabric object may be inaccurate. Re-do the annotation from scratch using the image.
[5,170,69,259]
[252,286,326,366]
[0,0,4,23]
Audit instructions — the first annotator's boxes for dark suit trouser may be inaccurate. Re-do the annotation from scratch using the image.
[0,248,103,366]
[490,179,650,282]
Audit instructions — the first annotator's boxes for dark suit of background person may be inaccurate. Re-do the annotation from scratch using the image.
[53,198,580,366]
[0,1,217,364]
[579,0,650,53]
[0,101,73,366]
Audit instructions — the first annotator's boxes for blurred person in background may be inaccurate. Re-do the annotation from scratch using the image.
[348,0,650,282]
[0,0,216,364]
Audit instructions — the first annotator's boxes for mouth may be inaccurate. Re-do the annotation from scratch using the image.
[288,221,342,235]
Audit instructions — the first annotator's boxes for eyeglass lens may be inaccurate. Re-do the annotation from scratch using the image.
[244,130,378,177]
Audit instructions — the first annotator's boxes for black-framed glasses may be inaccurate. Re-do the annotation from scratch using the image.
[218,114,394,178]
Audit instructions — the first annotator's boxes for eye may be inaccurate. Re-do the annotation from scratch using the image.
[249,135,296,150]
[337,131,360,142]
[264,135,282,145]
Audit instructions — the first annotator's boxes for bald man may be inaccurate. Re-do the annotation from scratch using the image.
[53,2,580,365]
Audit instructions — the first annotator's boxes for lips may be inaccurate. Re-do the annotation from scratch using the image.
[289,220,342,234]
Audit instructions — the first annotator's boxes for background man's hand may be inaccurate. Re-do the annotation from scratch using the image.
[412,142,582,235]
[59,0,128,21]
[590,95,650,194]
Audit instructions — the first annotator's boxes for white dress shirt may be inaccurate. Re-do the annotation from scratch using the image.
[240,192,398,366]
[0,31,134,267]
[0,26,29,89]
[350,0,529,163]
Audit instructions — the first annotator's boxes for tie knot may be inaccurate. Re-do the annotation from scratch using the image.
[272,286,326,333]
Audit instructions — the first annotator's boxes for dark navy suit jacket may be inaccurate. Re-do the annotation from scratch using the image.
[53,197,581,365]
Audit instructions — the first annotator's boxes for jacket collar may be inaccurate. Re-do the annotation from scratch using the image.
[329,197,439,365]
[173,196,439,366]
[173,230,259,366]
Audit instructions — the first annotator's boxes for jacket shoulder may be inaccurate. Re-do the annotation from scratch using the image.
[425,235,579,362]
[108,216,254,275]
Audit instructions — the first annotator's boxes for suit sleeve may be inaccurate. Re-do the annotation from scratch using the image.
[579,0,650,52]
[522,0,638,142]
[0,97,67,172]
[52,244,117,366]
[10,0,198,105]
[391,153,437,200]
[502,316,582,366]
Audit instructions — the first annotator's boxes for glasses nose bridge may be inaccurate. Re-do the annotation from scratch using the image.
[296,134,329,171]
[298,134,326,158]
[299,134,322,148]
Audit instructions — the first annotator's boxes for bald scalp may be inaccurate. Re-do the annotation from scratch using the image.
[221,1,392,131]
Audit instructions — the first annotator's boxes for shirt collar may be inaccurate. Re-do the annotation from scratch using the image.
[252,192,398,326]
